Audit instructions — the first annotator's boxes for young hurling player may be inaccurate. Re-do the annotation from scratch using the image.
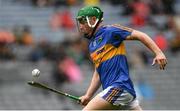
[76,6,167,110]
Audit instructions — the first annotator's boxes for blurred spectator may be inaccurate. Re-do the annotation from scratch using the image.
[29,44,44,62]
[129,47,148,69]
[84,0,99,6]
[153,32,168,51]
[67,0,77,6]
[0,29,15,60]
[50,9,75,31]
[29,39,53,62]
[169,31,180,54]
[108,0,123,6]
[162,0,176,15]
[0,30,15,44]
[60,9,75,30]
[79,38,89,62]
[140,0,175,15]
[52,52,69,88]
[164,16,180,54]
[51,41,83,83]
[120,0,134,16]
[13,25,23,43]
[0,43,15,60]
[50,10,61,31]
[173,16,180,32]
[66,38,86,65]
[31,0,53,7]
[131,0,151,27]
[13,25,34,45]
[165,16,180,32]
[21,25,34,45]
[53,0,68,7]
[58,56,82,83]
[131,14,146,27]
[139,49,150,65]
[149,0,164,15]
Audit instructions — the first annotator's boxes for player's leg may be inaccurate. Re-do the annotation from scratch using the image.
[83,86,142,110]
[83,97,142,110]
[83,86,121,110]
[83,94,120,110]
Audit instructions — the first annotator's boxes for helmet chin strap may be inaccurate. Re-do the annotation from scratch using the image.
[83,16,102,39]
[86,16,99,28]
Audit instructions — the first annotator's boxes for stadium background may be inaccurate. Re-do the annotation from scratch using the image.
[0,0,180,110]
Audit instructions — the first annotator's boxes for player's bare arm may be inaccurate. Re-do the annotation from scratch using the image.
[126,30,167,70]
[80,69,101,106]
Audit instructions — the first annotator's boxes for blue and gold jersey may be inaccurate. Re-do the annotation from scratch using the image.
[89,24,136,97]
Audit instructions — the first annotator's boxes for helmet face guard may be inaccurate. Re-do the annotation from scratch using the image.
[76,16,87,24]
[76,6,103,39]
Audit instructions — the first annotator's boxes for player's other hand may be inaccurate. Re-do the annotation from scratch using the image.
[152,52,167,70]
[79,95,91,106]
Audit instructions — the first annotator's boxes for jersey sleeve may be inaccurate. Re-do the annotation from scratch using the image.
[112,24,133,41]
[106,24,133,47]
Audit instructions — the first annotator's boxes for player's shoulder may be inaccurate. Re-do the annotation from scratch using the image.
[104,24,133,32]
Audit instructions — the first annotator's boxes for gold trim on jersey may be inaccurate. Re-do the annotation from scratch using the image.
[90,43,126,67]
[106,24,133,32]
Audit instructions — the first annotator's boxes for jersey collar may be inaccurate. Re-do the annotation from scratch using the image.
[90,25,105,41]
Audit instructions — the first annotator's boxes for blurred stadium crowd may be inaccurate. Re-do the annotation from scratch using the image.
[0,0,180,110]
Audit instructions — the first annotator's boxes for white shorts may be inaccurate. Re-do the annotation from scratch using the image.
[98,86,139,109]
